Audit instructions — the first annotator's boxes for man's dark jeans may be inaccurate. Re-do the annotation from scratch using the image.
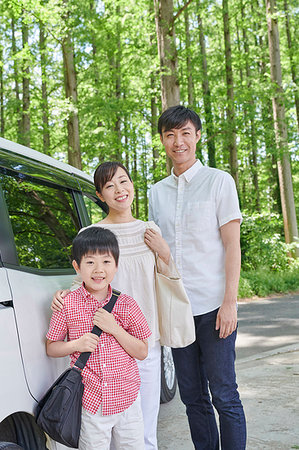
[172,308,246,450]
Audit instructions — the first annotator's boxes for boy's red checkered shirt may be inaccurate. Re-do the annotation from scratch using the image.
[46,284,151,415]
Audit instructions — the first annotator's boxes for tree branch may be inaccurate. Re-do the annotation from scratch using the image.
[173,0,194,24]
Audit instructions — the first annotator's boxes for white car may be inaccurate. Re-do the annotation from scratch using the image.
[0,138,176,450]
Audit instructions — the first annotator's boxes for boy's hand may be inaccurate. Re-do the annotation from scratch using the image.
[51,290,70,312]
[75,333,100,353]
[144,228,170,264]
[93,309,119,335]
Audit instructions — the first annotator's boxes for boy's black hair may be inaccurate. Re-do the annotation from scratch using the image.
[72,226,119,266]
[94,161,132,193]
[158,105,202,135]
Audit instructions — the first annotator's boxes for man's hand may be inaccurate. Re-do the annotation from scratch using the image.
[144,228,170,264]
[75,333,100,353]
[93,309,119,335]
[51,290,70,312]
[215,301,237,339]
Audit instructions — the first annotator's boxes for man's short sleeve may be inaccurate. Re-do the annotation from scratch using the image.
[215,172,242,228]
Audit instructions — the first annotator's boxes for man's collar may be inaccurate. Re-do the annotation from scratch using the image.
[79,283,112,306]
[171,160,203,182]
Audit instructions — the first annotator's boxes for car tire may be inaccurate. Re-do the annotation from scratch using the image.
[0,443,23,449]
[0,413,48,450]
[160,345,177,403]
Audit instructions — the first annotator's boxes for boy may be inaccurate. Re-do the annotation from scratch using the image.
[46,226,151,450]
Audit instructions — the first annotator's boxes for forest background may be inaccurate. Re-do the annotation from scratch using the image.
[0,0,298,298]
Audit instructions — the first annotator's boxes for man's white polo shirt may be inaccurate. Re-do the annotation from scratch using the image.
[148,160,242,316]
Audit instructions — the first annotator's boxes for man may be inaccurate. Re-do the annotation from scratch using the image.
[148,105,246,449]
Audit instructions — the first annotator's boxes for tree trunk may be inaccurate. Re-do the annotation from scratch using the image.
[113,12,122,162]
[22,14,30,147]
[184,7,194,107]
[0,42,4,136]
[151,82,160,180]
[241,0,260,211]
[222,0,238,187]
[283,0,299,131]
[11,17,22,143]
[39,21,50,155]
[154,0,180,111]
[154,0,181,174]
[266,0,298,255]
[149,0,160,180]
[197,3,216,168]
[133,146,139,218]
[61,13,82,169]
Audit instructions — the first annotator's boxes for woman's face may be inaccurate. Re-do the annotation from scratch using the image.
[96,167,134,212]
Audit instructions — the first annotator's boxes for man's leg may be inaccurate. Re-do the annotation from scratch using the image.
[198,309,246,450]
[172,335,219,450]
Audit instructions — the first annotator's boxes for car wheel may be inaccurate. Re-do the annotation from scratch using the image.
[0,443,23,449]
[0,413,48,450]
[160,345,177,403]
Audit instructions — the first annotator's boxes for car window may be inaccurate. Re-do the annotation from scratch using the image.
[83,194,106,224]
[0,171,80,269]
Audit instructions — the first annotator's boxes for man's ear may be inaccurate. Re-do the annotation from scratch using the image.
[159,134,164,145]
[72,260,80,274]
[196,130,201,143]
[96,191,105,203]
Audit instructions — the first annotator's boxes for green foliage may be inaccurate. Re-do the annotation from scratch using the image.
[239,211,299,297]
[240,212,296,271]
[0,0,298,297]
[239,265,299,298]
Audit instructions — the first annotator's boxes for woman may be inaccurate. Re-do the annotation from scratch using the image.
[52,161,175,450]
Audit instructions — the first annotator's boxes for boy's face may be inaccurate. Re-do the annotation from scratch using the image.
[160,120,201,175]
[72,252,117,300]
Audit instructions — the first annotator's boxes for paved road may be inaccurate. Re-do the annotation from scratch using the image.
[157,293,299,450]
[236,293,299,360]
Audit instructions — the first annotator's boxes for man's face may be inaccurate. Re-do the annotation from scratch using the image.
[160,120,201,174]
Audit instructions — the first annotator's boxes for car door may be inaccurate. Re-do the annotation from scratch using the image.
[0,162,85,404]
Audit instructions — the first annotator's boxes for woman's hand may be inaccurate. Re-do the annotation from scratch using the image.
[51,289,70,312]
[144,228,170,264]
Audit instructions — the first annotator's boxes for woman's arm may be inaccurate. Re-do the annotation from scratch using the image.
[51,274,82,312]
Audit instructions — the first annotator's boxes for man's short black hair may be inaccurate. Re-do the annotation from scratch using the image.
[158,105,202,135]
[72,226,119,267]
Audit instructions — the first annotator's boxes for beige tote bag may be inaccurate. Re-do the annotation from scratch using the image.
[155,267,196,348]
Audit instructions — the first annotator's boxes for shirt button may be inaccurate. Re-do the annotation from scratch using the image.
[104,382,107,387]
[103,363,106,368]
[101,344,104,348]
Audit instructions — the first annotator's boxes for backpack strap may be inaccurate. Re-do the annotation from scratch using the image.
[74,289,121,370]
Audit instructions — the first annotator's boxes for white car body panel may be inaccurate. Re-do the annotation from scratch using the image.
[6,269,75,402]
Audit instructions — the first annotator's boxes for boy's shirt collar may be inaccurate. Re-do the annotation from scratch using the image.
[80,283,112,307]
